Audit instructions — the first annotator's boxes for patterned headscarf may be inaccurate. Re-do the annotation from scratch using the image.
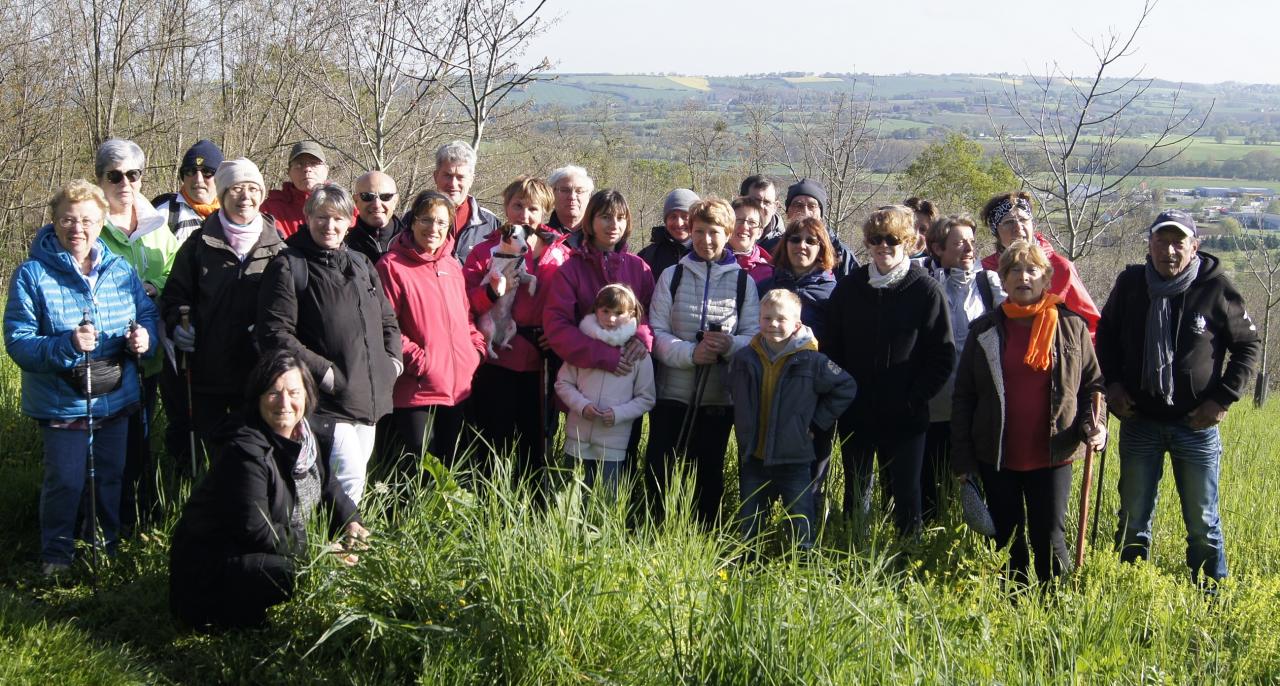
[986,197,1033,237]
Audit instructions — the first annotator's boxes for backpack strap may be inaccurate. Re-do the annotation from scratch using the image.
[668,262,684,300]
[735,268,748,321]
[976,271,995,313]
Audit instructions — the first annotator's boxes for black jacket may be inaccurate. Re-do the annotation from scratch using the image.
[169,418,359,603]
[822,264,955,438]
[1096,251,1261,421]
[637,225,690,281]
[257,231,401,423]
[344,215,404,267]
[160,212,284,395]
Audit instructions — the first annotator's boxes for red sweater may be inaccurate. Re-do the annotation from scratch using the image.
[1001,322,1052,471]
[377,232,485,407]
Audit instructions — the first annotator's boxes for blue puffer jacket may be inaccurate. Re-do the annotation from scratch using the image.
[4,225,159,421]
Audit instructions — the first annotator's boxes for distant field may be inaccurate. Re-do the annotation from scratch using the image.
[781,76,843,84]
[667,76,710,91]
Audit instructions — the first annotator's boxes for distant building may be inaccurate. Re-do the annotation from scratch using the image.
[1228,212,1280,231]
[1195,187,1235,198]
[1194,186,1277,199]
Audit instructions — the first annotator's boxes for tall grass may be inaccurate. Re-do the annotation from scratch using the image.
[1,355,1278,684]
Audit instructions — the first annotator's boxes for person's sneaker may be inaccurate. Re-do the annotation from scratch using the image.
[41,562,71,577]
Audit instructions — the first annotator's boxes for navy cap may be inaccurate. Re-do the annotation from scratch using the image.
[1148,209,1197,238]
[181,139,223,173]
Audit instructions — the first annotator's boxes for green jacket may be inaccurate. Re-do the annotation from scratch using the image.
[101,216,177,376]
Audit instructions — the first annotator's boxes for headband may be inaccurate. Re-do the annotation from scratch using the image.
[986,197,1033,235]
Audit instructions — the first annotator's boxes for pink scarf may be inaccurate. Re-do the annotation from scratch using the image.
[218,211,264,261]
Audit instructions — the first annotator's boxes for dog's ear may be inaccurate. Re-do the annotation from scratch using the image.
[498,223,515,240]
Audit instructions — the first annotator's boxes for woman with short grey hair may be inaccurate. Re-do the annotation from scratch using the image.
[94,137,177,533]
[257,182,402,505]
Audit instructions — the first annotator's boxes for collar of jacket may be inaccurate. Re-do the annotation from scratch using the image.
[288,227,349,269]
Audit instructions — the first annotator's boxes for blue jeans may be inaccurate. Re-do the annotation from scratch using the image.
[41,417,128,565]
[1114,415,1228,581]
[738,459,817,549]
[582,459,623,499]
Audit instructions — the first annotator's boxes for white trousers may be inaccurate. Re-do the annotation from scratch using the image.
[330,421,377,504]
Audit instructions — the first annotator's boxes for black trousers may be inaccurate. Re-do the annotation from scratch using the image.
[120,374,160,533]
[643,399,733,528]
[171,552,295,629]
[839,430,927,535]
[390,404,469,475]
[468,364,557,490]
[921,421,952,524]
[979,462,1073,583]
[158,361,193,478]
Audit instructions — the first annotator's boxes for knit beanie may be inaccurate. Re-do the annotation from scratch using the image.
[181,139,224,173]
[786,178,828,216]
[214,158,266,199]
[663,188,699,219]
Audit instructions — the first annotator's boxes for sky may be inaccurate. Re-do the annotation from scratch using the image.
[525,0,1280,85]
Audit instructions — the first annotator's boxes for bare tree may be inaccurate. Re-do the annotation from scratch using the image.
[668,102,733,192]
[988,0,1211,260]
[401,0,552,149]
[1232,221,1280,406]
[735,100,783,178]
[774,91,893,240]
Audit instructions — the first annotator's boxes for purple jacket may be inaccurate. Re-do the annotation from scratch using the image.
[544,244,656,372]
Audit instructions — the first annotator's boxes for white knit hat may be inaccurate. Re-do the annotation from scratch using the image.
[214,158,265,198]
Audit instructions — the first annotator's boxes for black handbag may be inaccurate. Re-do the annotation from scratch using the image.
[61,358,125,397]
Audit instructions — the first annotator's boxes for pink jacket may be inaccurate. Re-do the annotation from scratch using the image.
[544,243,656,372]
[377,232,485,407]
[462,228,573,373]
[982,233,1100,339]
[735,244,774,284]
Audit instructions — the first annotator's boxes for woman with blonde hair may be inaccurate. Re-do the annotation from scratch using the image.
[952,240,1106,583]
[822,205,954,536]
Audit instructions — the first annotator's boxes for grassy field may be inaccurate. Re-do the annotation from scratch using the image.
[2,353,1279,684]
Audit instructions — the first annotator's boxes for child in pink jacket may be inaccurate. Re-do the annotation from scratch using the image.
[555,284,656,494]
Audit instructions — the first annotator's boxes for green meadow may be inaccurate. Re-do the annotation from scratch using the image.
[1,355,1278,684]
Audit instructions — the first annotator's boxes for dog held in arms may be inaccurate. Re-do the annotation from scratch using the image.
[478,223,538,359]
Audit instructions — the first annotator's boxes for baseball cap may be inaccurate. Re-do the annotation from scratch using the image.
[288,141,326,165]
[1147,209,1197,238]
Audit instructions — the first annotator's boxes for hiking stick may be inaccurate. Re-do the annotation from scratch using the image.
[1075,392,1105,569]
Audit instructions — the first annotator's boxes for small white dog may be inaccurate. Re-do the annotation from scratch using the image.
[478,224,538,359]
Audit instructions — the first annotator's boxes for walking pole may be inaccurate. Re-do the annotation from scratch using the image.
[1074,392,1104,569]
[80,310,99,584]
[179,305,197,476]
[540,348,553,472]
[128,320,149,443]
[675,364,709,456]
[1089,439,1108,548]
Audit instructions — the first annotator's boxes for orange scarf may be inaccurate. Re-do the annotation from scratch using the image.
[181,188,220,218]
[1000,292,1062,372]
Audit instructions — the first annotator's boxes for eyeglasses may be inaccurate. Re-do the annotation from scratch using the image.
[736,219,760,229]
[182,167,216,179]
[866,234,902,247]
[555,186,590,197]
[57,217,98,229]
[357,192,396,203]
[787,235,820,246]
[413,214,447,227]
[105,169,143,184]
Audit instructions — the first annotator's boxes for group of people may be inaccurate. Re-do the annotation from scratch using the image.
[3,134,1259,629]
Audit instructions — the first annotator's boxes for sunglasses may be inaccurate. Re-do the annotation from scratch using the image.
[105,169,143,184]
[182,167,216,179]
[357,192,396,202]
[867,234,902,247]
[787,235,820,246]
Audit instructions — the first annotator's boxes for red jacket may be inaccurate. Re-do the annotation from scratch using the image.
[981,233,1100,339]
[462,228,573,373]
[260,182,309,239]
[544,243,656,372]
[735,244,774,285]
[377,232,484,407]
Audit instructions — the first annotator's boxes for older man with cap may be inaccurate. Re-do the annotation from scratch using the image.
[432,140,498,262]
[785,178,858,280]
[1097,209,1260,588]
[261,141,330,239]
[638,188,698,278]
[345,171,403,266]
[740,175,783,253]
[154,139,224,244]
[161,158,286,449]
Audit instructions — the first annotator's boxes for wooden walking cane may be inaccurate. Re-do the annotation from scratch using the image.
[1075,392,1105,569]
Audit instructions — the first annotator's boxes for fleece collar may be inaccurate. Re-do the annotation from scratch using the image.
[579,314,637,347]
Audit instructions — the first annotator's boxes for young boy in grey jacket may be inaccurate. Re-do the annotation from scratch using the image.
[729,289,856,550]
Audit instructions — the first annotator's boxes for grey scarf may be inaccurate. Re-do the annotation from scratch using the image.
[1142,256,1200,405]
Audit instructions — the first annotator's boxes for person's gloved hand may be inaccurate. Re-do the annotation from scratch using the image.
[173,323,196,353]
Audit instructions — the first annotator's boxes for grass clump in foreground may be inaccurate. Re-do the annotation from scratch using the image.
[1,356,1280,683]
